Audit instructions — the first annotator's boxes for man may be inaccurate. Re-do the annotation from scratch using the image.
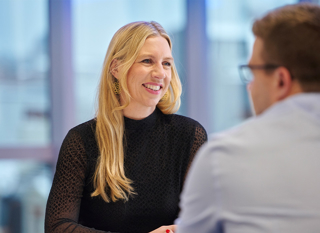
[177,3,320,233]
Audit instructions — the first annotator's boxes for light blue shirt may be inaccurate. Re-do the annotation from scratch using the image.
[177,93,320,233]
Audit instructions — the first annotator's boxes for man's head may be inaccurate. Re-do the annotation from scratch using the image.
[247,3,320,115]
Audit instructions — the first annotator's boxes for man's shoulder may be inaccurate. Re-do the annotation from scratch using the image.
[209,96,307,144]
[208,117,260,142]
[202,114,279,157]
[201,95,315,162]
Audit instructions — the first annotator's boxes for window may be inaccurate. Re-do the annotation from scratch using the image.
[206,0,298,133]
[0,0,50,146]
[0,1,50,232]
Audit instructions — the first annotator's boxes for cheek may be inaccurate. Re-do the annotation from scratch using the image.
[127,65,147,80]
[251,78,265,96]
[250,81,259,98]
[166,71,172,84]
[127,69,143,88]
[250,79,274,114]
[249,80,263,105]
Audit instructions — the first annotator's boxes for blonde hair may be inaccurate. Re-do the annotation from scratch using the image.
[92,21,182,202]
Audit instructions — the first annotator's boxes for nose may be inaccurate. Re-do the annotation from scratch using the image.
[152,63,166,79]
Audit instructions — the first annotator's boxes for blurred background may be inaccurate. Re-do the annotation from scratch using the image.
[0,0,319,232]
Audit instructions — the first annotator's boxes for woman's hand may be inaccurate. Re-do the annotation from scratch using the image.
[149,225,176,233]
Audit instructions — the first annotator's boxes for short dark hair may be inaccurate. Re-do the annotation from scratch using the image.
[252,3,320,92]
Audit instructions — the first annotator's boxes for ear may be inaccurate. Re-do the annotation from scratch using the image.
[273,67,292,101]
[110,59,120,79]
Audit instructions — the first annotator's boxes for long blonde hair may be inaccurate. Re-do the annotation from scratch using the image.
[92,21,182,202]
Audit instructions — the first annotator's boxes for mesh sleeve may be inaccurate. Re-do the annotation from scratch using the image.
[184,123,208,181]
[45,130,111,233]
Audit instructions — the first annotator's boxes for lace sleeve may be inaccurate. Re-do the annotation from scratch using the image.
[45,130,110,233]
[185,123,208,181]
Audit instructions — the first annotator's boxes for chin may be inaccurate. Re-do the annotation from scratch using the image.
[140,99,160,108]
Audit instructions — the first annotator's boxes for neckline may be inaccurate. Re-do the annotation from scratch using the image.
[124,108,161,131]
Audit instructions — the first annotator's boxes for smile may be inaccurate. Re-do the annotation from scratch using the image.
[143,84,162,91]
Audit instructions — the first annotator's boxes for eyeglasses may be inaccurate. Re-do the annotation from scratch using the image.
[238,64,280,83]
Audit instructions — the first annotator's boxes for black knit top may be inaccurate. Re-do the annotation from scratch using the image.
[45,108,207,233]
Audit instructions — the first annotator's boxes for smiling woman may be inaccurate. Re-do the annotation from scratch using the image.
[45,21,207,233]
[112,36,173,119]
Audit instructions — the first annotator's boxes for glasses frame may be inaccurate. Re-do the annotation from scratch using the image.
[238,64,280,83]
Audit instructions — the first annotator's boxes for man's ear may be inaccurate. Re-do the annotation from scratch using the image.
[110,59,120,79]
[273,67,292,101]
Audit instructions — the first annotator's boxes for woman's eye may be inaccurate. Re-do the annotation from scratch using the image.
[141,59,152,64]
[163,62,171,67]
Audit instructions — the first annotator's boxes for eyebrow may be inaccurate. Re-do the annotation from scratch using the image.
[138,54,174,61]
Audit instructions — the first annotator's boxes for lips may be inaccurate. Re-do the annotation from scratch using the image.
[142,82,163,95]
[142,82,163,91]
[143,84,161,91]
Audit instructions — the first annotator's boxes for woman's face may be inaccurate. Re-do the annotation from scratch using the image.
[124,36,173,114]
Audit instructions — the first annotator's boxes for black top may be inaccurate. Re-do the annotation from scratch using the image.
[45,108,207,233]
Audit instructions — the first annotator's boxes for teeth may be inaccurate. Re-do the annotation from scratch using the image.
[144,84,160,91]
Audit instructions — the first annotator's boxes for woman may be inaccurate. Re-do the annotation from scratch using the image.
[45,21,207,233]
